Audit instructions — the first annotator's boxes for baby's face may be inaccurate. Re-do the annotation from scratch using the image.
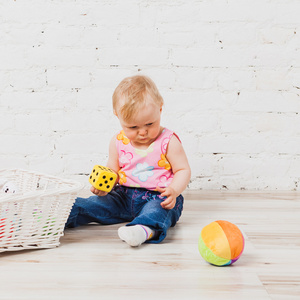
[117,98,162,149]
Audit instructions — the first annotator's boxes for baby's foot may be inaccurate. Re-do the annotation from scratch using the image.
[118,225,155,247]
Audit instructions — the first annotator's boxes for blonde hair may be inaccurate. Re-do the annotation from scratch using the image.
[112,75,164,122]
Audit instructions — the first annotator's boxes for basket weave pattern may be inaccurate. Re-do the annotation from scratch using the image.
[0,169,83,252]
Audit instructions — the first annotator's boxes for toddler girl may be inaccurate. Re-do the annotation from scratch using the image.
[65,75,191,247]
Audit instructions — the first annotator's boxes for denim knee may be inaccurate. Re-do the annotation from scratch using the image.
[128,194,184,243]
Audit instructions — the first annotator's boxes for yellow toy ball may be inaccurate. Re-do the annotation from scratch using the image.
[198,220,244,266]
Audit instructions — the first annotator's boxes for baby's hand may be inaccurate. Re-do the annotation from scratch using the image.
[90,186,108,197]
[156,186,177,210]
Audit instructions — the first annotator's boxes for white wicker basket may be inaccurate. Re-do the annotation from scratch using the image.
[0,169,83,252]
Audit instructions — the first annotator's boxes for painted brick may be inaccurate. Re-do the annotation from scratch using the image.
[0,0,299,191]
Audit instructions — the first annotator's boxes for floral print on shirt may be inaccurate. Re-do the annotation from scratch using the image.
[116,128,177,190]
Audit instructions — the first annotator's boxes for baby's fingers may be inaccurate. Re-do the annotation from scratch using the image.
[90,186,108,196]
[156,186,166,194]
[161,197,175,210]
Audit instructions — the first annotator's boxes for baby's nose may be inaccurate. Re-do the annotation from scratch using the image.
[139,128,147,135]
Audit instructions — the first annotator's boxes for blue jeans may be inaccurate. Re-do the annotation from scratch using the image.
[65,185,184,243]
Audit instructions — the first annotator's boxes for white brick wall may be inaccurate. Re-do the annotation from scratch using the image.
[0,0,299,190]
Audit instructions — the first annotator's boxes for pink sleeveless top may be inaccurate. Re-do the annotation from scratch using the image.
[116,128,176,190]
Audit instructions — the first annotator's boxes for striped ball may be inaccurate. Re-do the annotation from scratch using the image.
[198,220,244,266]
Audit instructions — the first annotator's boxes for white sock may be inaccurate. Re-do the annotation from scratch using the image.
[118,225,155,247]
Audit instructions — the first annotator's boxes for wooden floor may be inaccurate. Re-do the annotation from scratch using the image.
[0,190,299,300]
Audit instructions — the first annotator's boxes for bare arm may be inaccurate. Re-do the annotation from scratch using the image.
[156,135,191,209]
[106,134,121,173]
[90,135,120,196]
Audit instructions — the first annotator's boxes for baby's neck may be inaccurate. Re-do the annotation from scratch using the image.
[130,140,155,150]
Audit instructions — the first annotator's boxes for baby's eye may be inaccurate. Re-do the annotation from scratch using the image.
[129,126,137,129]
[146,123,153,126]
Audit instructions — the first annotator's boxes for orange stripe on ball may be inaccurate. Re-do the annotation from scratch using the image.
[216,220,244,259]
